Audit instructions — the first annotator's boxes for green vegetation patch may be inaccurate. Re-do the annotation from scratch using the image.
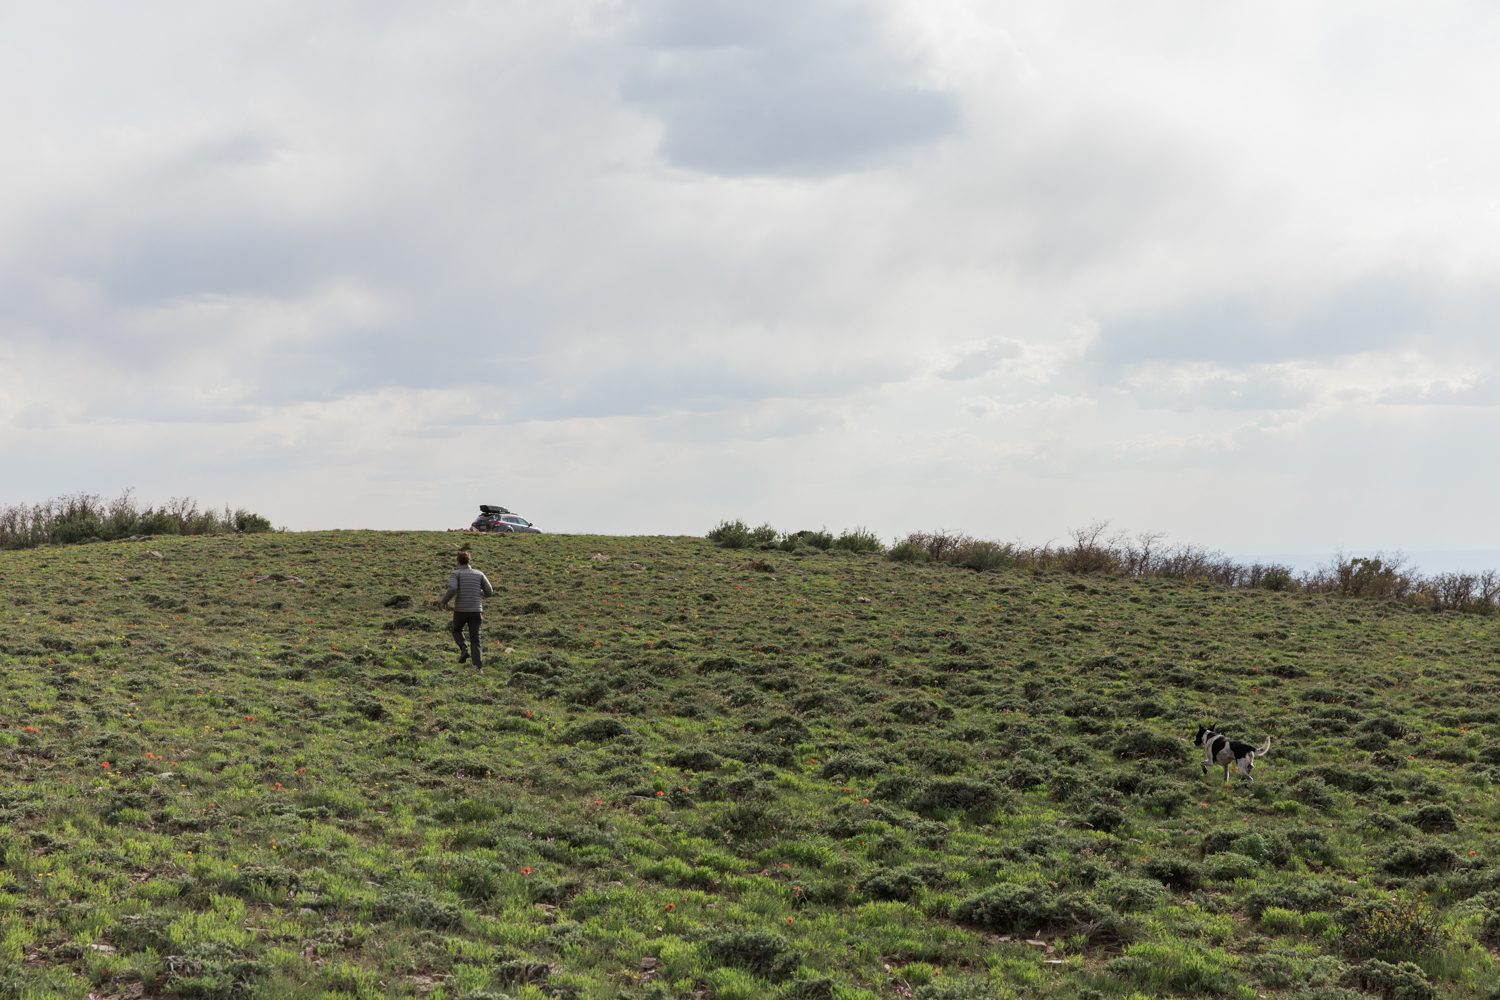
[1,530,1499,998]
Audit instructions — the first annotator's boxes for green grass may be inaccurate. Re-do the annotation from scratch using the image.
[2,530,1500,999]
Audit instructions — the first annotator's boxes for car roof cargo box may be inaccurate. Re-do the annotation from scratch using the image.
[479,504,510,514]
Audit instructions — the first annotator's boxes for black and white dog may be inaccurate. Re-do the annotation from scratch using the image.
[1194,726,1271,784]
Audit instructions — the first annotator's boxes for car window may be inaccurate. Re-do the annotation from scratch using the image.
[502,516,518,523]
[518,519,531,526]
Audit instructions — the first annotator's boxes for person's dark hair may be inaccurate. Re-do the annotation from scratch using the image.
[457,551,471,565]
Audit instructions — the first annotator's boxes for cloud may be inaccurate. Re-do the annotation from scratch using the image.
[3,1,1500,554]
[623,0,960,176]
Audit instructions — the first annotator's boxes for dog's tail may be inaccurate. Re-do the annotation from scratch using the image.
[1256,736,1271,755]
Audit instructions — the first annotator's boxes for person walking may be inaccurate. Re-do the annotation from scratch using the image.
[439,551,494,668]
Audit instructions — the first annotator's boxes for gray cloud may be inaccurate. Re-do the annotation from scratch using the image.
[623,0,959,176]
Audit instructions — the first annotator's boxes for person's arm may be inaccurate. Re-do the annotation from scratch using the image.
[480,572,494,599]
[439,571,459,610]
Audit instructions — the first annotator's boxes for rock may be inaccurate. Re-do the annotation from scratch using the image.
[298,908,318,917]
[146,551,163,560]
[630,562,645,570]
[590,553,610,561]
[854,596,873,603]
[639,957,657,970]
[157,772,175,778]
[89,943,116,954]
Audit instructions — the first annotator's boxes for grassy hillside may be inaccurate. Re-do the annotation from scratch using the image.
[2,530,1500,1000]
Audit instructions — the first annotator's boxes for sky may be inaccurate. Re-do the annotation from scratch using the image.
[2,1,1499,559]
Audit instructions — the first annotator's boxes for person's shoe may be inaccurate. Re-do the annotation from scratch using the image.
[456,651,469,664]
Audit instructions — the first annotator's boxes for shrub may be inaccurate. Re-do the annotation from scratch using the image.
[1339,960,1436,1000]
[233,509,273,533]
[1096,874,1167,912]
[888,540,932,563]
[0,490,279,549]
[451,858,501,900]
[1288,989,1377,1000]
[1139,777,1192,816]
[832,527,884,554]
[1409,805,1459,833]
[564,718,631,744]
[1143,855,1204,891]
[1082,802,1125,832]
[913,981,1011,1000]
[371,889,463,929]
[1381,843,1457,876]
[1206,852,1260,882]
[383,615,435,632]
[708,520,752,549]
[789,529,833,550]
[1239,879,1341,921]
[819,753,887,779]
[910,777,1004,818]
[951,882,1104,934]
[959,541,1014,572]
[1334,897,1450,960]
[859,869,924,902]
[697,655,747,673]
[1292,778,1336,810]
[1115,729,1186,761]
[702,929,802,981]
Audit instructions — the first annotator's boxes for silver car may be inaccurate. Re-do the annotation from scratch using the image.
[471,505,542,534]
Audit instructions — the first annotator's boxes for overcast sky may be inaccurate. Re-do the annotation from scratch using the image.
[3,1,1499,554]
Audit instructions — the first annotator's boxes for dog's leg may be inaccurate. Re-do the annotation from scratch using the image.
[1222,762,1231,784]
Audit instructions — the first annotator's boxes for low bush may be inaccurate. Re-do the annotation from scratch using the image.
[1143,855,1204,891]
[1,489,274,549]
[1239,879,1342,921]
[952,882,1107,934]
[708,520,753,549]
[1334,897,1449,960]
[958,541,1013,572]
[1381,843,1457,877]
[888,539,932,563]
[832,527,884,554]
[1096,874,1167,912]
[909,777,1004,818]
[1340,960,1436,1000]
[371,889,463,929]
[702,929,802,981]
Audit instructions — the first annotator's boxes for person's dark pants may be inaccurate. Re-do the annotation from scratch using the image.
[451,611,483,668]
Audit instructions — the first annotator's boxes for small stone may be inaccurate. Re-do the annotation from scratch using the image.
[639,957,657,970]
[89,943,116,954]
[146,551,163,560]
[298,908,318,917]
